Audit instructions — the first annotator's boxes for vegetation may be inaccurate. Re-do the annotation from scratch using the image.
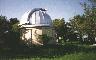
[38,34,52,45]
[0,45,96,60]
[52,0,96,45]
[0,0,96,60]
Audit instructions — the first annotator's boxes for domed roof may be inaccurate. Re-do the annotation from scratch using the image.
[20,8,52,27]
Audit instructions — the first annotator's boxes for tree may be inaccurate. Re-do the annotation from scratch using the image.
[38,34,52,45]
[9,18,19,32]
[65,22,79,43]
[53,18,67,44]
[8,18,20,48]
[0,15,10,48]
[69,15,86,43]
[0,16,20,49]
[70,0,96,44]
[82,0,96,44]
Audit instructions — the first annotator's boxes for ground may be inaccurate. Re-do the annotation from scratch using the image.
[0,44,96,60]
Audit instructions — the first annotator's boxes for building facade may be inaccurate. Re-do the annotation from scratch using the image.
[19,8,56,46]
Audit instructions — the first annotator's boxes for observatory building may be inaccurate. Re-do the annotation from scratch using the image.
[19,8,56,46]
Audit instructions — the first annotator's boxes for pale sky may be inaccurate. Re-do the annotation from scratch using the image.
[0,0,87,21]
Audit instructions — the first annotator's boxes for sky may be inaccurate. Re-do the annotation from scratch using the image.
[0,0,87,21]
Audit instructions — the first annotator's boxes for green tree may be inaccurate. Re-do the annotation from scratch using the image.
[8,18,20,48]
[65,22,79,43]
[82,0,96,44]
[53,18,67,44]
[70,0,96,44]
[70,15,87,43]
[0,16,20,49]
[0,15,10,48]
[38,34,52,45]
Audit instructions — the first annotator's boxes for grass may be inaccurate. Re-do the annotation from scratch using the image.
[0,52,96,60]
[0,44,96,60]
[59,52,96,60]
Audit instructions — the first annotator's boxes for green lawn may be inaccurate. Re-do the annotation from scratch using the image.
[0,52,96,60]
[0,44,96,60]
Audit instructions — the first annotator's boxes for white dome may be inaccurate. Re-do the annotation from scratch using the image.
[20,8,52,27]
[20,10,31,25]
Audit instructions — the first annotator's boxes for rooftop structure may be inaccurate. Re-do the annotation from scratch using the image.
[20,8,52,27]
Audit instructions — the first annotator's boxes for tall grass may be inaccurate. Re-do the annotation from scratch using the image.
[0,44,96,60]
[0,52,96,60]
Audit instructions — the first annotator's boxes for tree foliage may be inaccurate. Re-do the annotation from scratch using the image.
[38,34,52,45]
[69,0,96,44]
[0,0,96,49]
[0,15,20,49]
[53,18,67,43]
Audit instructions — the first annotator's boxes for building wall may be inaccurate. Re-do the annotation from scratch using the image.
[20,26,56,45]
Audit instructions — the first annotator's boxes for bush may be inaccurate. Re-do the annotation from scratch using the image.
[38,34,52,45]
